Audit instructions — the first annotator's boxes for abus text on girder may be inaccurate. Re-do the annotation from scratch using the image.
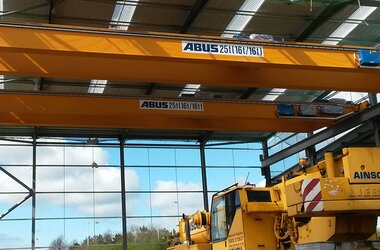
[139,100,204,111]
[182,41,264,57]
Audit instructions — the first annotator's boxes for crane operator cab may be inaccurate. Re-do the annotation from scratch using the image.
[210,185,280,250]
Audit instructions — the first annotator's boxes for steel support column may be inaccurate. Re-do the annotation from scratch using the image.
[369,93,378,106]
[200,141,209,211]
[120,136,128,250]
[369,93,379,147]
[305,132,316,165]
[260,140,271,187]
[31,131,36,250]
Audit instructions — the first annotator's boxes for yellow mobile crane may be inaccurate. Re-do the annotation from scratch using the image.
[168,148,380,250]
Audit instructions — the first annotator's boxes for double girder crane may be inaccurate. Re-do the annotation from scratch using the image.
[0,23,379,133]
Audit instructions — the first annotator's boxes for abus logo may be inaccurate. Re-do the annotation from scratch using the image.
[183,42,218,52]
[140,101,168,109]
[353,171,380,179]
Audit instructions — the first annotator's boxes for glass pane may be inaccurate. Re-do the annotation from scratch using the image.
[37,167,64,192]
[211,196,227,242]
[36,219,65,248]
[205,149,233,166]
[64,167,94,191]
[0,145,32,165]
[0,220,31,248]
[126,167,148,191]
[176,168,202,187]
[36,194,64,219]
[0,166,32,190]
[174,149,200,166]
[206,168,235,191]
[126,193,151,216]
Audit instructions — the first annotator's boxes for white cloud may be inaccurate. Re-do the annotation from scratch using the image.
[151,181,203,215]
[256,179,266,187]
[0,233,27,248]
[0,140,139,217]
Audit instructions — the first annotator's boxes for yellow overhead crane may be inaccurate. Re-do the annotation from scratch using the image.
[0,23,378,92]
[0,93,367,132]
[0,23,378,132]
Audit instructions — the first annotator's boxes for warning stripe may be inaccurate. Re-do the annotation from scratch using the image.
[302,179,320,199]
[301,179,324,213]
[305,192,322,213]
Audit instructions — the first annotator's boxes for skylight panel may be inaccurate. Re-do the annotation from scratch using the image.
[110,0,140,30]
[179,84,201,97]
[88,79,107,94]
[261,88,286,101]
[221,0,265,38]
[322,6,377,45]
[0,75,4,90]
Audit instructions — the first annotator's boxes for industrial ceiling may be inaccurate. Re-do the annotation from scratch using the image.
[0,0,378,140]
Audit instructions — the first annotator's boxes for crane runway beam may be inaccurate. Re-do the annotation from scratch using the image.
[0,23,379,91]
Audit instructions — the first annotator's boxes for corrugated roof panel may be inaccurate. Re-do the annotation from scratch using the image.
[244,0,327,40]
[127,0,195,33]
[1,0,49,23]
[188,0,245,35]
[53,0,117,27]
[306,4,366,43]
[340,8,380,46]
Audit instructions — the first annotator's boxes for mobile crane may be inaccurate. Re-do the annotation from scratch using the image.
[167,148,380,250]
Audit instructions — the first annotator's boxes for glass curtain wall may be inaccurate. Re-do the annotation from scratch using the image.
[0,137,263,249]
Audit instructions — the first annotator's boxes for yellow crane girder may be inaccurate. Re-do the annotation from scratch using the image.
[0,93,361,132]
[0,23,378,91]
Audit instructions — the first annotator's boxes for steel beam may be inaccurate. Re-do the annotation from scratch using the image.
[369,93,378,105]
[180,0,208,33]
[239,88,258,99]
[31,132,36,250]
[0,166,33,220]
[314,122,374,160]
[0,93,359,133]
[305,132,316,165]
[120,135,128,250]
[48,0,55,24]
[145,83,155,95]
[271,121,375,183]
[0,23,379,92]
[200,140,209,211]
[261,103,380,167]
[261,140,271,187]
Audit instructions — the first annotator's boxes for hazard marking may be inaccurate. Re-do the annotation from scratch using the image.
[301,179,324,213]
